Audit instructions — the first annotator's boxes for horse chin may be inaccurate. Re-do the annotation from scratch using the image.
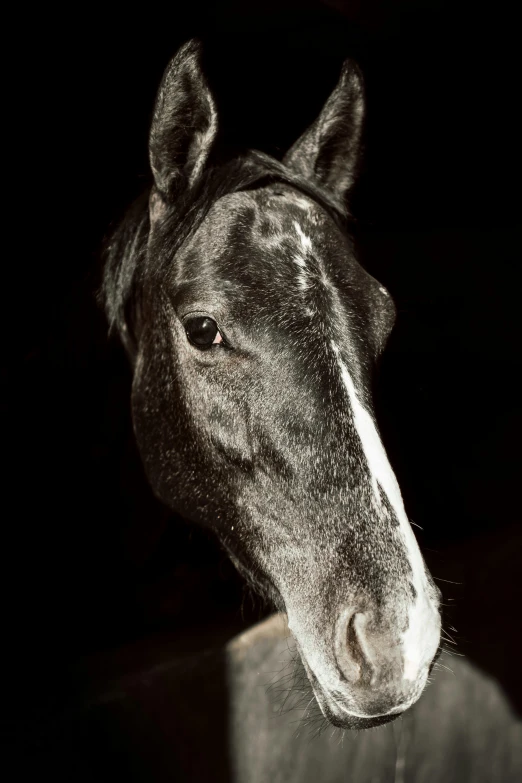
[328,711,401,730]
[315,690,403,730]
[302,656,407,731]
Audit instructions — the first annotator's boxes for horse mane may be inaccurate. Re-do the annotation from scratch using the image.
[101,149,351,357]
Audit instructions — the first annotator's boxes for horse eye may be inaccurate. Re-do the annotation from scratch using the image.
[183,315,223,349]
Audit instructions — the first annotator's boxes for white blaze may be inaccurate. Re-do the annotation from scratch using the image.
[294,220,312,252]
[293,221,313,292]
[331,341,440,681]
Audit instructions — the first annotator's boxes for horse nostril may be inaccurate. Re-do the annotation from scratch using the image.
[336,610,375,685]
[337,609,404,688]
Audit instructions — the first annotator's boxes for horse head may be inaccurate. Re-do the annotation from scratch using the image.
[104,39,441,729]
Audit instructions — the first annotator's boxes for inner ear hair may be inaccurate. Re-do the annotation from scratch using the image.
[283,59,365,204]
[148,39,218,204]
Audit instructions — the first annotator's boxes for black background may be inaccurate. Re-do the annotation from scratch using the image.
[4,0,521,727]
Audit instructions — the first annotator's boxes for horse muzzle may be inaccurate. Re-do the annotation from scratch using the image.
[290,592,441,729]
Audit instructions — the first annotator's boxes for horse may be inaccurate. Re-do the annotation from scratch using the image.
[102,38,442,731]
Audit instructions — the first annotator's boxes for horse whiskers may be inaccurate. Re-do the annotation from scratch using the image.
[439,642,465,658]
[432,661,455,676]
[441,628,458,644]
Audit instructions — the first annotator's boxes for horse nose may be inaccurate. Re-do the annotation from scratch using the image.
[334,608,439,716]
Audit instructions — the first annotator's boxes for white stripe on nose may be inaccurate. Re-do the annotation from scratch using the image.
[331,341,440,676]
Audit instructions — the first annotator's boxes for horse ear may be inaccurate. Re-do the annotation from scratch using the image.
[149,40,218,207]
[283,60,364,203]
